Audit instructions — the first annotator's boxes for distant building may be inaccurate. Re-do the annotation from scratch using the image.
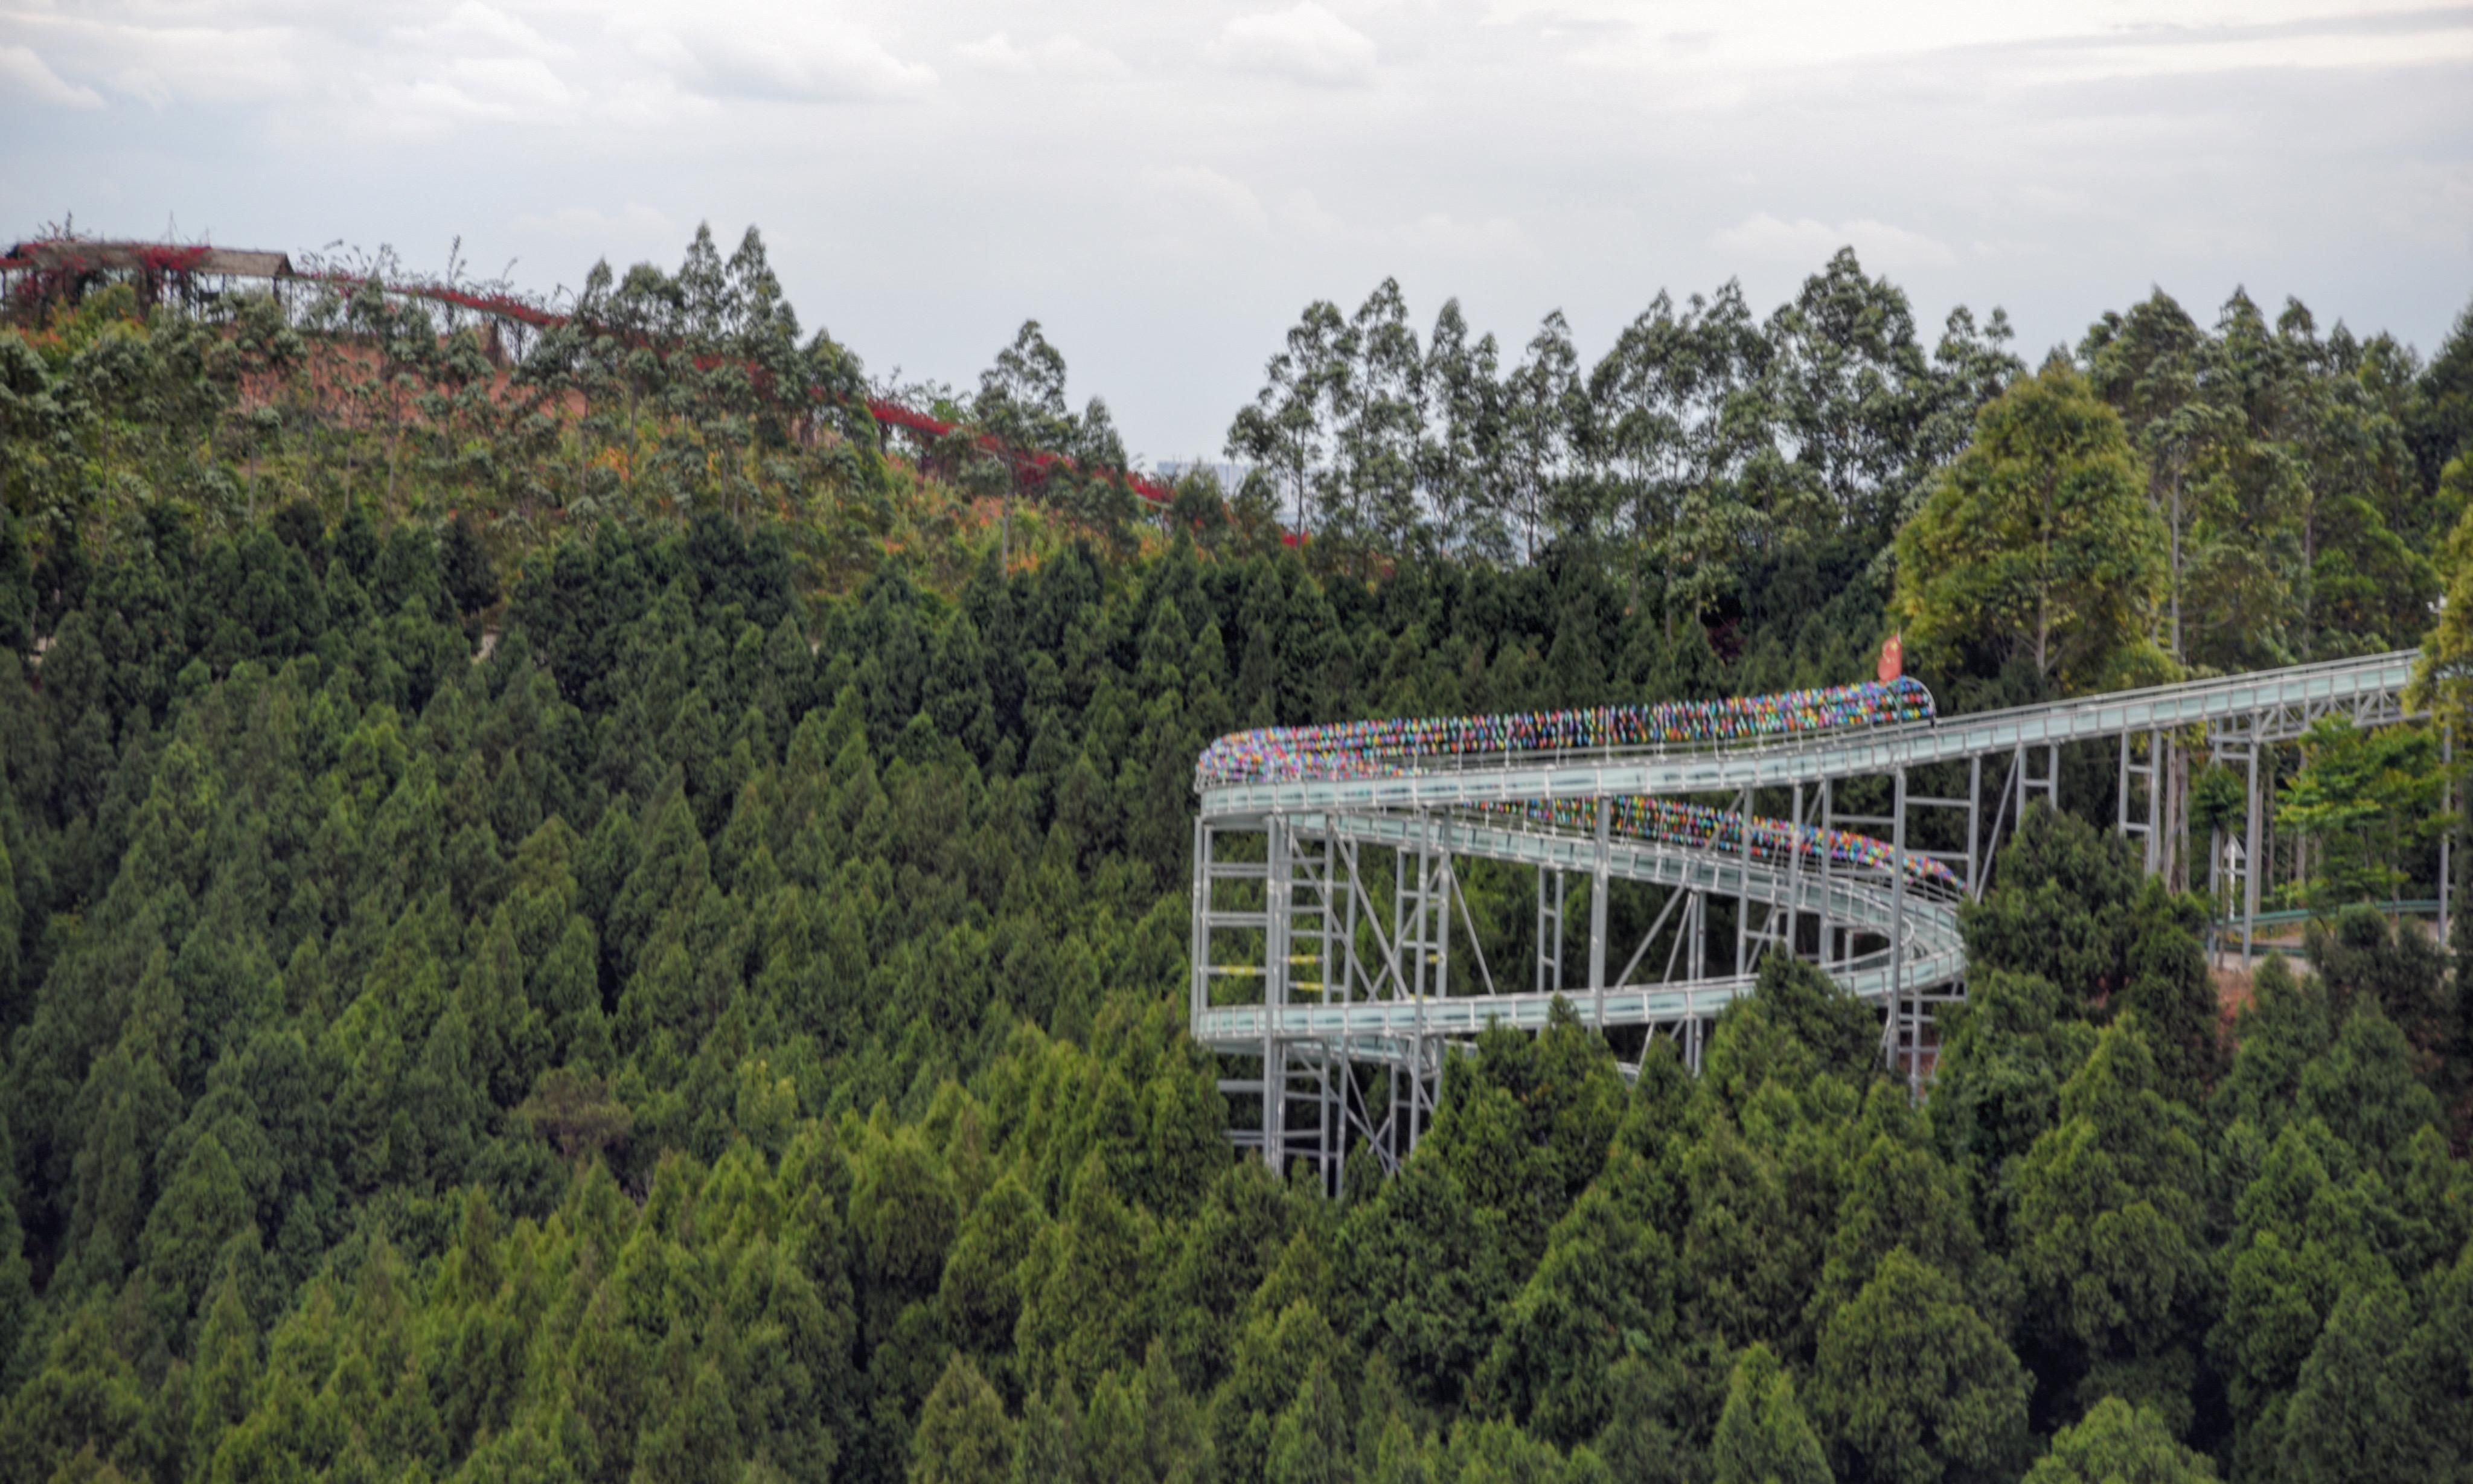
[1154,459,1253,490]
[0,238,295,321]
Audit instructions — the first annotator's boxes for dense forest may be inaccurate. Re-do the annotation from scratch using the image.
[1,228,2472,1483]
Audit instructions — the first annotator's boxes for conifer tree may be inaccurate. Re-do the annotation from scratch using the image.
[1809,1247,2032,1484]
[2021,1396,2216,1483]
[1709,1344,1828,1484]
[911,1353,1014,1484]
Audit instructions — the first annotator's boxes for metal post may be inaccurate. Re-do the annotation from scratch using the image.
[2243,744,2262,965]
[1315,832,1338,1189]
[1340,840,1359,1009]
[1817,778,1835,968]
[1590,795,1611,1028]
[2117,732,2131,840]
[1889,766,1910,1089]
[1786,782,1805,960]
[1318,831,1337,1006]
[1733,794,1745,974]
[1401,836,1424,1153]
[1964,755,1983,898]
[1537,866,1564,995]
[2148,730,2161,874]
[1686,892,1706,983]
[1263,816,1291,1171]
[1189,821,1211,1029]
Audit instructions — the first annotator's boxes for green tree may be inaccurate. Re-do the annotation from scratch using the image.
[631,1359,741,1484]
[1332,1154,1509,1412]
[1475,1147,1678,1447]
[190,1271,261,1476]
[911,1353,1014,1484]
[1809,1248,2031,1484]
[2011,1020,2210,1425]
[1893,358,2168,692]
[1960,805,2145,1007]
[2276,1279,2431,1484]
[0,1309,150,1483]
[139,1131,254,1328]
[2276,717,2440,909]
[1928,968,2095,1247]
[1709,1344,1829,1484]
[2021,1396,2217,1483]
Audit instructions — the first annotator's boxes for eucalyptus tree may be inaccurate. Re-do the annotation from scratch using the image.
[976,320,1072,567]
[1227,299,1351,539]
[1336,278,1430,560]
[549,257,684,508]
[1502,310,1583,563]
[2084,291,2228,664]
[1758,248,1944,541]
[1585,283,1771,630]
[719,225,813,515]
[1064,394,1142,555]
[1421,299,1508,562]
[2281,315,2436,655]
[2409,298,2473,492]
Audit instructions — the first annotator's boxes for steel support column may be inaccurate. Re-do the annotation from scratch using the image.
[1888,766,1912,1090]
[2244,743,2262,965]
[1590,795,1611,1028]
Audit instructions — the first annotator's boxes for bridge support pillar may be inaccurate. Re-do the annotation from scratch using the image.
[2244,745,2262,964]
[1816,779,1836,970]
[1590,796,1611,1028]
[1886,767,1915,1092]
[1261,816,1293,1174]
[1192,650,2422,1181]
[1537,867,1564,994]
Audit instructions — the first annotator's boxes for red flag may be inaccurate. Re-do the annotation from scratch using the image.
[1878,632,1903,683]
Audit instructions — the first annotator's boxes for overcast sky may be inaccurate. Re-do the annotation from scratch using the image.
[4,0,2470,462]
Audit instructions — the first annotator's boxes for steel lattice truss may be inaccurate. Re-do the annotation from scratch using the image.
[1189,649,2433,1183]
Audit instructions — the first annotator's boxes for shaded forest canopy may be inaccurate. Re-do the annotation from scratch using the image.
[1,228,2472,1483]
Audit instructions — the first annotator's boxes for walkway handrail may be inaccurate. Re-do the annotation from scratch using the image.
[1198,650,2419,819]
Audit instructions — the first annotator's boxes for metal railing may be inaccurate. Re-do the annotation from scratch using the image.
[1198,650,2419,819]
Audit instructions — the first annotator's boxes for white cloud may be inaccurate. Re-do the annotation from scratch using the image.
[1488,0,2473,74]
[0,43,103,107]
[0,0,2465,462]
[362,56,581,136]
[1148,166,1272,231]
[622,7,936,102]
[89,25,307,106]
[1217,3,1378,86]
[1275,189,1349,237]
[447,56,577,112]
[959,32,1125,75]
[1711,213,1957,270]
[398,4,569,59]
[515,203,679,239]
[1401,211,1531,258]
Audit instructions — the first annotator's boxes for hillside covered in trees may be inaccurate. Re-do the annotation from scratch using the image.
[1,231,2472,1483]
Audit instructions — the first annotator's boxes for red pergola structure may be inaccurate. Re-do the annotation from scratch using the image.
[2,232,1194,517]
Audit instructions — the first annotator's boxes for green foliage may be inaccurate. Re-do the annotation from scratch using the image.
[912,1353,1014,1484]
[2276,717,2440,909]
[1893,359,2169,692]
[2013,1020,2212,1425]
[2022,1396,2217,1483]
[0,260,2466,1484]
[1809,1247,2032,1484]
[1709,1344,1828,1484]
[1962,807,2148,1007]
